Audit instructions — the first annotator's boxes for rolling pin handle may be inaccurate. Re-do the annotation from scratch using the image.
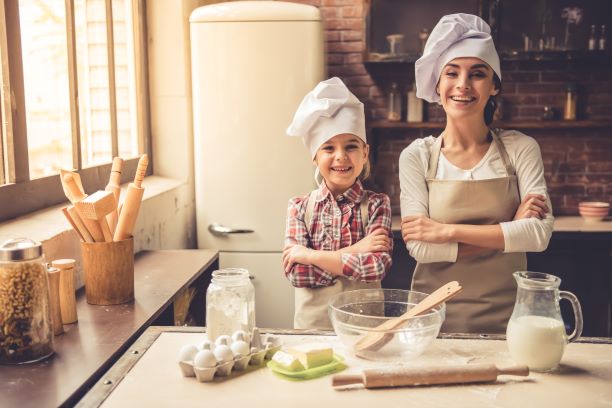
[497,365,530,377]
[332,374,363,388]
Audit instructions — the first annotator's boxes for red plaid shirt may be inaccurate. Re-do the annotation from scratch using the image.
[284,180,393,288]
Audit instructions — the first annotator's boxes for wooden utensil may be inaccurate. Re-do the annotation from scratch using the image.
[65,206,94,243]
[105,157,123,234]
[332,363,529,389]
[75,190,116,242]
[62,173,105,242]
[61,206,85,242]
[60,168,85,202]
[354,281,462,353]
[114,154,148,241]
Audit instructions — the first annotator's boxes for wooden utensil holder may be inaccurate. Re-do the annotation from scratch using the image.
[81,237,134,305]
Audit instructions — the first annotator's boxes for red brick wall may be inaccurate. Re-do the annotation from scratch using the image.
[289,0,612,216]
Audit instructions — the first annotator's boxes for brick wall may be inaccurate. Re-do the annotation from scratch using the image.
[289,0,612,216]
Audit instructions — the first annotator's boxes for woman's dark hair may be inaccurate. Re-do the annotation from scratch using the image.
[484,73,502,125]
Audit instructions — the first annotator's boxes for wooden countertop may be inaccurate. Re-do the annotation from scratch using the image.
[0,249,219,408]
[79,327,612,408]
[392,215,612,233]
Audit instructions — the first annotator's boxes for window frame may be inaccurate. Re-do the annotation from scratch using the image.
[0,0,151,222]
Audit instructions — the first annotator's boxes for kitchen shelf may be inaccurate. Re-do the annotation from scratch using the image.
[363,50,612,67]
[368,119,612,130]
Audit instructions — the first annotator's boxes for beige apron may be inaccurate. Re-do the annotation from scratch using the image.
[293,190,381,330]
[411,130,526,334]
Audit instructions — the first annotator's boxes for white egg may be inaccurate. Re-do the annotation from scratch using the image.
[200,340,213,350]
[213,344,234,363]
[193,349,217,368]
[215,335,231,346]
[230,340,250,357]
[177,344,198,362]
[231,330,247,343]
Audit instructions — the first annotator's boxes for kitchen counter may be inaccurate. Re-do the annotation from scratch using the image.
[0,250,219,408]
[391,215,612,234]
[78,327,612,408]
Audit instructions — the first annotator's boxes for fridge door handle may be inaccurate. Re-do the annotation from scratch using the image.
[208,223,254,236]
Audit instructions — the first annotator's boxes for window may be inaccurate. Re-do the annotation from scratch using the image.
[0,0,150,222]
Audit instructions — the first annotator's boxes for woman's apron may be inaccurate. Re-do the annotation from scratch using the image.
[411,130,526,334]
[293,191,382,330]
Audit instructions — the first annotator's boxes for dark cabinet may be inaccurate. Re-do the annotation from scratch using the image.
[384,232,612,337]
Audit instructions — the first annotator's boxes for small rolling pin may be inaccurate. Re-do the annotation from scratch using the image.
[332,364,529,389]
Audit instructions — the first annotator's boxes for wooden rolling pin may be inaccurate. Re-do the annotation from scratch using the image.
[105,157,123,234]
[114,154,148,241]
[332,364,529,389]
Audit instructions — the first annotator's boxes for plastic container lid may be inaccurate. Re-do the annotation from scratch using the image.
[190,1,321,23]
[0,238,43,261]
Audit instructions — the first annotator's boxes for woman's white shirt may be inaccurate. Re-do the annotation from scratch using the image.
[399,129,554,263]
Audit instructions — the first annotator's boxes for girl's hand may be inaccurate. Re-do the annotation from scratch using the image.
[514,194,549,220]
[401,214,452,244]
[341,228,391,253]
[282,244,313,272]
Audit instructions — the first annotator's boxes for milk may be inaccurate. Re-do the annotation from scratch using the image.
[506,315,567,372]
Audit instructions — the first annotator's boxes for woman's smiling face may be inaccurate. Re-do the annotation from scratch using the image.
[437,57,499,120]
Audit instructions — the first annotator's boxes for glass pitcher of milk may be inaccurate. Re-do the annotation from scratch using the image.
[506,271,583,372]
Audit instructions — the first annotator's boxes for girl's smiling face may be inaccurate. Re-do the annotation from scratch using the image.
[437,57,499,120]
[314,133,369,196]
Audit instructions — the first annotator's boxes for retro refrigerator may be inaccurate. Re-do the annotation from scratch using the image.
[190,1,324,328]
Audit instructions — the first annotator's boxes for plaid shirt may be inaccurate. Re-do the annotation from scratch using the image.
[284,180,393,288]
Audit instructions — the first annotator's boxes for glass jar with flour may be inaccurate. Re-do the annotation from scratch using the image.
[506,271,583,372]
[206,268,255,342]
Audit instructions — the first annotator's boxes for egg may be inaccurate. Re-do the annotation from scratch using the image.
[213,344,234,363]
[231,330,247,343]
[200,340,213,350]
[230,340,250,357]
[215,335,231,346]
[177,344,198,362]
[193,349,217,368]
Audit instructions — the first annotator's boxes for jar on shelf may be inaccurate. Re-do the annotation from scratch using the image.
[0,238,54,364]
[387,82,402,122]
[205,268,255,342]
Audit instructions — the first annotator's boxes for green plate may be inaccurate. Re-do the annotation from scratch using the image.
[267,355,346,381]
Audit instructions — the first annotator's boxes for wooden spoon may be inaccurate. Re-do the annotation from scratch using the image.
[353,281,462,354]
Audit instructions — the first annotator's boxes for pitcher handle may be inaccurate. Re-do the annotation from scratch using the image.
[559,290,583,342]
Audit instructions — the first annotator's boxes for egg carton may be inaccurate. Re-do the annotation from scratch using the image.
[177,328,282,382]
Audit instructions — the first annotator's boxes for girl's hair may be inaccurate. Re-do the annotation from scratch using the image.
[484,73,502,125]
[359,156,371,180]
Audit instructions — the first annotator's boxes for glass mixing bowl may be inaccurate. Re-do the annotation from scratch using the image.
[328,289,444,361]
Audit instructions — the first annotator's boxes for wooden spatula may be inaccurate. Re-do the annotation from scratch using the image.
[332,363,529,389]
[353,281,462,354]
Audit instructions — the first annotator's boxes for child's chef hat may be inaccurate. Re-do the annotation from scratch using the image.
[415,13,501,104]
[286,77,366,158]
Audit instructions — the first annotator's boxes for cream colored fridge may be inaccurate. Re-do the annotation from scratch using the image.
[190,1,324,328]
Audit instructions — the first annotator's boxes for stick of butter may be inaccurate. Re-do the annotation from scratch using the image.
[271,350,305,372]
[287,343,333,369]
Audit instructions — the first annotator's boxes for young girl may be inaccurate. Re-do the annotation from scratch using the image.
[283,77,393,330]
[399,14,553,334]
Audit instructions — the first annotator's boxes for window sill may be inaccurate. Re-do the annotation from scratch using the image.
[0,176,186,244]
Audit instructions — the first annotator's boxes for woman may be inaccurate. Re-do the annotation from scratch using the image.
[399,14,554,334]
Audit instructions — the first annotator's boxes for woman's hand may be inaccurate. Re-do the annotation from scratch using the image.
[401,214,452,244]
[341,228,391,253]
[282,244,313,272]
[514,194,549,220]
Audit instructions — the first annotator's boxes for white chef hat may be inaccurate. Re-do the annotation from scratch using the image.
[286,77,366,158]
[415,13,501,104]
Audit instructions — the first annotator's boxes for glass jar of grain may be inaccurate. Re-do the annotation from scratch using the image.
[0,238,54,364]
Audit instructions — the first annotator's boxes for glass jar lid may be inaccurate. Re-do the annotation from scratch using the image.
[0,238,43,261]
